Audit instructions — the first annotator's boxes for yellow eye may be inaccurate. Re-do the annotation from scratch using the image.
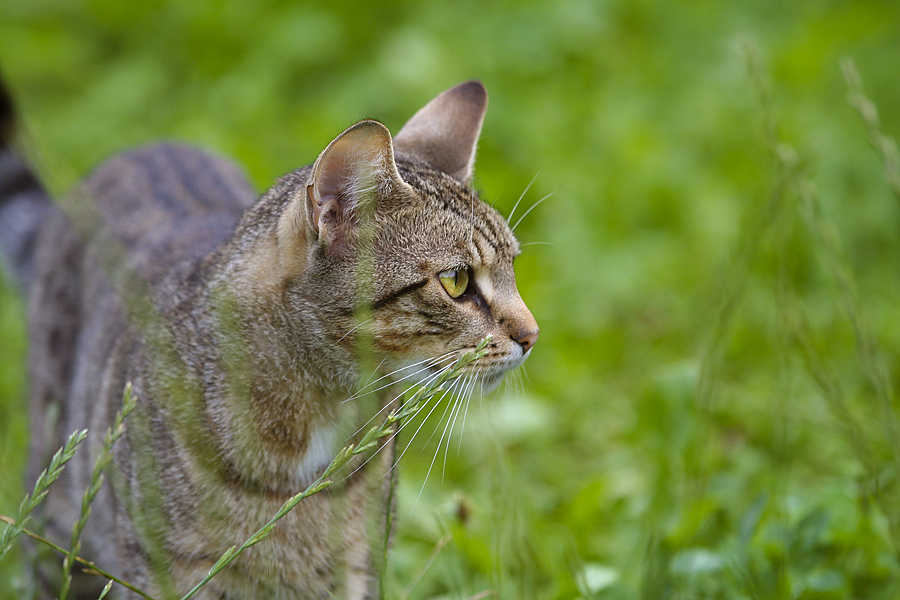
[439,269,469,298]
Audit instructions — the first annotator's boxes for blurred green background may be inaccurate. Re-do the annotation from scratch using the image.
[2,0,900,598]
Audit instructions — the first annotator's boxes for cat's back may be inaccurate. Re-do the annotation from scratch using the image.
[26,142,259,534]
[82,142,257,285]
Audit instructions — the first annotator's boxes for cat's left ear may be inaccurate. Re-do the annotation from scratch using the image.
[394,80,488,186]
[303,119,410,256]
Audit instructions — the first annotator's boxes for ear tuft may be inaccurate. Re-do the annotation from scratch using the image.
[393,81,488,186]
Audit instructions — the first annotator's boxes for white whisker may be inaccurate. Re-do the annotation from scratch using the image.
[371,348,459,388]
[391,384,456,479]
[506,171,541,225]
[443,374,475,479]
[340,362,461,482]
[441,396,464,482]
[413,406,456,510]
[340,391,436,483]
[416,373,471,503]
[518,364,533,390]
[337,317,373,342]
[337,346,489,507]
[511,192,554,233]
[341,349,458,405]
[358,356,389,388]
[348,360,456,438]
[421,384,457,449]
[456,372,480,456]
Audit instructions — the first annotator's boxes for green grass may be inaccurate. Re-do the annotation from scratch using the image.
[2,0,900,598]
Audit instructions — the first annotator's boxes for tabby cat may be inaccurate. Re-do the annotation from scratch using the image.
[0,79,538,599]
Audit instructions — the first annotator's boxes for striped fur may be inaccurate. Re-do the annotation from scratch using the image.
[4,81,538,599]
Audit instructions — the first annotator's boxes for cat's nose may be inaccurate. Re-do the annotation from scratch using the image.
[502,290,539,353]
[514,329,539,353]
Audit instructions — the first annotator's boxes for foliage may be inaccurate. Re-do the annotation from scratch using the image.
[2,0,900,598]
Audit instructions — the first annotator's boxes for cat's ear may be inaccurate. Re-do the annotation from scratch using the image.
[303,119,409,256]
[394,80,487,186]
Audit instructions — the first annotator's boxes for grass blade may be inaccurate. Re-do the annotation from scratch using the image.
[0,429,87,563]
[60,383,136,600]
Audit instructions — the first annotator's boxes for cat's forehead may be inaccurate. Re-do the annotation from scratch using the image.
[393,157,519,264]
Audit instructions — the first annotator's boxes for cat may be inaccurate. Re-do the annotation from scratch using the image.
[0,78,538,599]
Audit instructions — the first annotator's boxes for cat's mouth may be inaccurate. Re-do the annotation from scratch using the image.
[475,352,529,392]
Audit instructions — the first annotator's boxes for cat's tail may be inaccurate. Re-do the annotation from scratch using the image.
[0,76,52,290]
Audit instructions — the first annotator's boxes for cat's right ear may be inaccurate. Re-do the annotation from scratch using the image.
[394,80,487,186]
[281,120,410,261]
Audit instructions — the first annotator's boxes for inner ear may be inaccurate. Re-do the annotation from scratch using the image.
[305,120,408,252]
[393,80,488,186]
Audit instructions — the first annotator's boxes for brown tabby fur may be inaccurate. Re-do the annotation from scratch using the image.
[1,80,538,599]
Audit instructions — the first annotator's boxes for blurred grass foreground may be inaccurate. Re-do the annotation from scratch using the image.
[2,0,900,598]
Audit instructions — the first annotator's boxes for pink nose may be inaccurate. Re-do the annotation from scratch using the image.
[515,330,539,353]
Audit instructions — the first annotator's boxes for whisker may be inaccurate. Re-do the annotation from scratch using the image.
[368,348,459,390]
[341,349,484,498]
[441,396,465,482]
[421,384,457,448]
[519,241,553,247]
[358,356,389,389]
[443,373,476,479]
[503,366,517,392]
[340,363,460,482]
[511,192,554,233]
[341,350,458,405]
[341,365,431,407]
[390,384,456,479]
[518,364,534,390]
[506,171,541,225]
[397,363,457,415]
[337,317,373,342]
[365,349,459,391]
[425,372,476,488]
[414,390,462,510]
[463,369,480,408]
[349,360,455,438]
[456,372,480,456]
[340,392,439,484]
[399,368,459,439]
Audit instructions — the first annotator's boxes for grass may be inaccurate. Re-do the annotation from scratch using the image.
[0,430,86,565]
[0,342,492,599]
[2,0,900,598]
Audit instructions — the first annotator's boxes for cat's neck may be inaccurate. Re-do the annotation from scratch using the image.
[170,196,369,493]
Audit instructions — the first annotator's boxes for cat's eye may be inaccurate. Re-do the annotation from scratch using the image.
[439,269,469,298]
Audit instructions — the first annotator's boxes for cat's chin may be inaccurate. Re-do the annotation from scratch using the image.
[453,349,531,394]
[478,353,529,392]
[476,371,506,393]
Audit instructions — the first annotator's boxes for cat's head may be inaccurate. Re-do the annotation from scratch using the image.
[279,82,538,390]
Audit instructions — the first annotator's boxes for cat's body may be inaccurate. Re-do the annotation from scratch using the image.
[1,80,538,599]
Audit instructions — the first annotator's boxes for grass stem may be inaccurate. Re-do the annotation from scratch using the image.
[0,515,154,600]
[60,384,136,600]
[0,429,87,562]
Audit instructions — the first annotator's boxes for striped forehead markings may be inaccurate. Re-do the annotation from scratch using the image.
[396,162,517,259]
[468,230,502,268]
[443,202,513,260]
